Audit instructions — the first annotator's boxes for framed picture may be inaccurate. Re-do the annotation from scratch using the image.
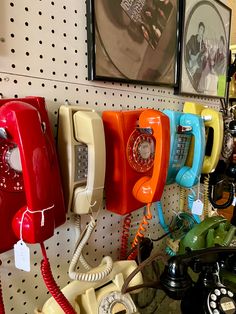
[86,0,179,87]
[178,0,231,98]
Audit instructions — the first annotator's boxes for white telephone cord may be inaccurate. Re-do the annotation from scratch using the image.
[69,215,113,281]
[74,214,92,271]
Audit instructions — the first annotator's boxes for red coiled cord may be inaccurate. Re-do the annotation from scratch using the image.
[120,213,132,260]
[0,282,5,314]
[40,243,76,314]
[128,203,152,260]
[0,261,5,314]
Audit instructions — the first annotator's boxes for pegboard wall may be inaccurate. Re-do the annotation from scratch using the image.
[0,0,223,313]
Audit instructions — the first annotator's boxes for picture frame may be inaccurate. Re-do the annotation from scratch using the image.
[178,0,232,98]
[86,0,179,87]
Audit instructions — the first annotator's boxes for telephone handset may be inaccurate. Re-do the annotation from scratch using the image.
[102,109,170,215]
[0,97,66,247]
[183,102,223,174]
[179,216,236,254]
[37,260,143,314]
[57,105,105,214]
[132,109,170,204]
[163,109,205,188]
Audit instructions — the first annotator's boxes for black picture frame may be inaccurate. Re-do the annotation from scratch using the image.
[86,0,179,87]
[178,0,232,98]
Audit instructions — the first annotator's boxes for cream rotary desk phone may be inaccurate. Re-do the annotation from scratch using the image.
[36,260,143,314]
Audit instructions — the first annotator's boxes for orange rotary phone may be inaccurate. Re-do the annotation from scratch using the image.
[102,109,170,215]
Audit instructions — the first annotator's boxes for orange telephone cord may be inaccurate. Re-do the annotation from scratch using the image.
[128,203,152,260]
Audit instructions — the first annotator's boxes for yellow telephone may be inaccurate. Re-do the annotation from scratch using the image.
[36,260,143,314]
[183,102,223,174]
[183,102,223,217]
[57,105,105,214]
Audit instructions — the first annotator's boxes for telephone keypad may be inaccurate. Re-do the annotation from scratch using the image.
[173,134,191,167]
[75,143,88,183]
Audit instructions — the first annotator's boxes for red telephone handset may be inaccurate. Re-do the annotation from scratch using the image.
[133,109,170,204]
[0,97,66,245]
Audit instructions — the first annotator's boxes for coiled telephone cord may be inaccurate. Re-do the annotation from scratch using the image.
[0,261,5,314]
[120,213,132,260]
[203,174,210,217]
[69,216,113,281]
[128,203,152,260]
[40,243,76,314]
[179,186,186,212]
[74,214,91,271]
[156,201,170,234]
[165,246,176,256]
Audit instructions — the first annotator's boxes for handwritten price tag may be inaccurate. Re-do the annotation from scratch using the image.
[14,240,30,272]
[192,199,203,216]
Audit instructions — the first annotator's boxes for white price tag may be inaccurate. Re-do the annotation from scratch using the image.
[232,196,236,206]
[191,199,203,215]
[14,240,31,272]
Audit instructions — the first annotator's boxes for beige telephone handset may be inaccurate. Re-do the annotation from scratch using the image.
[57,105,105,214]
[37,260,142,314]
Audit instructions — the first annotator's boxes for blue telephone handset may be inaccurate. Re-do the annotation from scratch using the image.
[156,110,205,248]
[164,110,205,188]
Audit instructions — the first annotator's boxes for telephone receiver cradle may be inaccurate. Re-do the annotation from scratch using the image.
[57,105,105,214]
[38,260,143,314]
[0,97,66,248]
[164,109,205,188]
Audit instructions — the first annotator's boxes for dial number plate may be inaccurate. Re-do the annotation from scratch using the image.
[0,140,24,192]
[127,130,155,173]
[99,291,137,314]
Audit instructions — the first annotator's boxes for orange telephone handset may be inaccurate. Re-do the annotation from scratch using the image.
[133,109,170,203]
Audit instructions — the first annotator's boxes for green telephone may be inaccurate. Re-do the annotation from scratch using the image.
[179,216,236,254]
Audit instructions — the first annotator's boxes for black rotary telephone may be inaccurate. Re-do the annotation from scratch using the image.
[160,247,236,314]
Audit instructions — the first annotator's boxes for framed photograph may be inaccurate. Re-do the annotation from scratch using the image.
[86,0,179,87]
[178,0,232,98]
